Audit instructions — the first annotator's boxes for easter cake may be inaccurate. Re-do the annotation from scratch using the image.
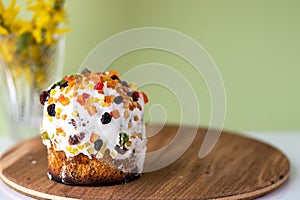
[39,70,148,185]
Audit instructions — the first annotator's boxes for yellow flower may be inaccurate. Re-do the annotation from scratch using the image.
[0,0,21,36]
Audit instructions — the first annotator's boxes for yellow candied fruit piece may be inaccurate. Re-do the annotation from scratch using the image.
[55,113,60,119]
[85,142,91,147]
[46,114,53,122]
[72,111,79,117]
[65,86,72,94]
[73,148,79,154]
[72,91,78,97]
[50,89,57,96]
[93,97,100,103]
[87,84,94,89]
[87,147,94,154]
[100,142,107,155]
[65,146,73,153]
[100,102,111,107]
[48,97,54,104]
[56,107,62,114]
[78,144,84,150]
[110,151,116,158]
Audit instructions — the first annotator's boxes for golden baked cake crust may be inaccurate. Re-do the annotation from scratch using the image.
[47,146,140,185]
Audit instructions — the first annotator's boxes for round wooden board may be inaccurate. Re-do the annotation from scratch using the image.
[0,125,290,200]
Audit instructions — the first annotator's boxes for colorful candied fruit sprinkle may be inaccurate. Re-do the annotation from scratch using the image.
[104,95,114,104]
[87,147,94,154]
[134,115,139,121]
[141,92,149,103]
[61,114,67,120]
[94,82,104,90]
[124,109,130,119]
[73,148,79,154]
[65,146,73,153]
[110,109,120,119]
[58,94,70,106]
[109,70,119,77]
[50,89,57,96]
[90,74,100,83]
[82,93,90,100]
[56,107,62,114]
[65,86,72,94]
[128,122,132,129]
[46,114,53,122]
[76,95,85,106]
[41,131,49,140]
[87,105,97,115]
[119,132,129,147]
[90,133,100,143]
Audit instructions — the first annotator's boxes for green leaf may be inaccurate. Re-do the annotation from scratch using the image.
[16,32,31,53]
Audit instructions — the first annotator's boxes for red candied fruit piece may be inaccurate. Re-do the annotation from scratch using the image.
[76,95,85,106]
[82,93,90,100]
[141,92,148,104]
[94,82,104,90]
[63,75,69,81]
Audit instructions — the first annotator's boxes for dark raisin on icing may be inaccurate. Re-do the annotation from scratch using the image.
[50,83,57,90]
[69,119,77,128]
[113,96,123,104]
[47,104,56,116]
[115,145,126,155]
[60,81,68,89]
[100,112,112,124]
[79,132,85,140]
[121,81,129,87]
[68,135,80,145]
[110,74,119,80]
[131,91,139,101]
[40,91,49,105]
[126,91,133,97]
[94,139,103,151]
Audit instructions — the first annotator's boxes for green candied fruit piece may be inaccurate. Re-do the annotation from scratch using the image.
[41,131,50,140]
[119,132,129,147]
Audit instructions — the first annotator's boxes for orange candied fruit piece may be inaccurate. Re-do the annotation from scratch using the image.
[109,70,119,77]
[58,94,71,106]
[104,95,114,104]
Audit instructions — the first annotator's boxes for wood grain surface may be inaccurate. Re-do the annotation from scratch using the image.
[0,125,290,199]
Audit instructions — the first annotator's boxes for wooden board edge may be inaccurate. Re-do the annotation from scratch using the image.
[0,172,76,200]
[218,170,290,200]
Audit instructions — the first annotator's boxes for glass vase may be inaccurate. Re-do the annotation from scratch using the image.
[0,34,65,141]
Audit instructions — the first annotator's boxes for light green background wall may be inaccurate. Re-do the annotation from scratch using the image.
[1,0,300,137]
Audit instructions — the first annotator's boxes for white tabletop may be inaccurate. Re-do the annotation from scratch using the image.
[0,132,299,200]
